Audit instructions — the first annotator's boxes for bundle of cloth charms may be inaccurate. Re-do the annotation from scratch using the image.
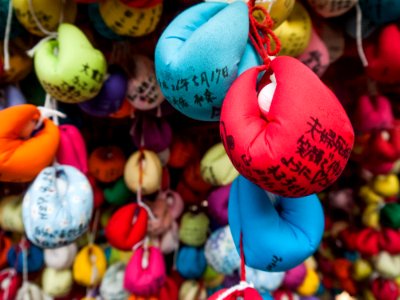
[5,0,399,298]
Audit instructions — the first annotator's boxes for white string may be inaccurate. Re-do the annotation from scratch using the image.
[355,3,369,67]
[88,209,100,245]
[3,0,13,71]
[141,237,150,269]
[215,281,254,300]
[136,134,157,221]
[89,249,99,287]
[26,35,57,58]
[35,94,66,130]
[28,0,58,36]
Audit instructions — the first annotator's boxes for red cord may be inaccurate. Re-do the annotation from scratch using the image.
[248,0,281,69]
[240,232,246,282]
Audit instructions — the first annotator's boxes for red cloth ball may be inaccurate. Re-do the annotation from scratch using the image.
[220,56,354,197]
[105,203,148,251]
[365,24,400,84]
[355,228,380,256]
[372,278,399,300]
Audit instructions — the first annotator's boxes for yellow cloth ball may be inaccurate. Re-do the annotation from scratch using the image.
[42,268,73,297]
[0,195,24,233]
[359,185,383,204]
[124,150,162,195]
[0,39,32,83]
[372,174,400,198]
[12,0,77,36]
[99,0,162,37]
[352,258,373,281]
[254,0,295,29]
[297,268,320,296]
[200,143,239,186]
[73,244,107,287]
[362,203,380,229]
[179,280,207,300]
[273,1,311,57]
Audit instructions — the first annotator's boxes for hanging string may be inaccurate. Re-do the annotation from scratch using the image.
[21,239,28,286]
[27,0,64,36]
[135,134,157,221]
[3,0,13,71]
[247,0,281,69]
[355,3,368,67]
[240,232,246,282]
[35,94,66,130]
[141,236,150,269]
[26,0,66,57]
[214,233,254,300]
[87,209,100,246]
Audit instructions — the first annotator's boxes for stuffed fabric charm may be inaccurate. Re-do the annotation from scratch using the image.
[297,29,330,77]
[0,195,24,233]
[307,0,357,18]
[374,252,400,278]
[220,56,354,197]
[179,280,207,300]
[104,177,131,205]
[200,143,239,186]
[88,3,125,40]
[359,0,400,25]
[98,0,162,37]
[251,0,294,29]
[73,244,107,287]
[0,105,60,182]
[12,0,77,36]
[207,185,230,226]
[42,268,76,298]
[146,196,173,237]
[229,176,324,271]
[0,235,11,268]
[124,246,166,296]
[244,267,285,293]
[0,269,21,300]
[273,2,311,57]
[124,150,162,195]
[131,114,172,153]
[205,226,241,275]
[353,95,394,133]
[89,146,126,183]
[126,55,164,111]
[44,243,78,270]
[105,203,148,251]
[155,2,250,121]
[100,262,129,300]
[57,125,88,174]
[179,212,209,247]
[176,247,207,279]
[22,165,93,248]
[365,24,400,84]
[7,243,44,273]
[282,263,307,290]
[16,283,44,300]
[78,65,128,117]
[34,24,107,103]
[0,39,32,84]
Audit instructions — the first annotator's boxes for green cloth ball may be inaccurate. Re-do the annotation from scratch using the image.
[381,203,400,229]
[104,177,132,205]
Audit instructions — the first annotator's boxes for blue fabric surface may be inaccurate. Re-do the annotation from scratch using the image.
[228,176,324,272]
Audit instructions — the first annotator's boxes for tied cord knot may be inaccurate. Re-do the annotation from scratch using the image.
[248,0,281,70]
